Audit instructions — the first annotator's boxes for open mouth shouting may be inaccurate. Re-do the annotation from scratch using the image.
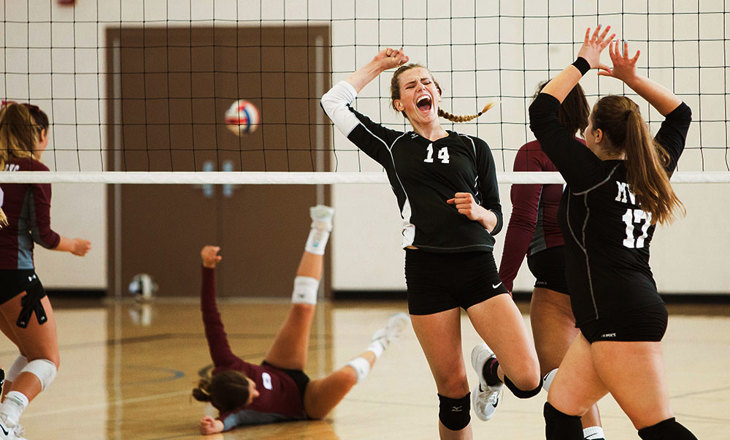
[417,94,433,114]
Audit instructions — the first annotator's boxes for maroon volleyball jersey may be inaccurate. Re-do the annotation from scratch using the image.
[200,267,307,430]
[498,140,569,292]
[0,158,60,269]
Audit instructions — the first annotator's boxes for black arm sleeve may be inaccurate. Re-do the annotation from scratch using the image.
[654,102,692,173]
[529,93,604,191]
[346,108,406,167]
[474,136,503,235]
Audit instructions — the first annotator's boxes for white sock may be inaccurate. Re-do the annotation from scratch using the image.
[304,226,330,255]
[367,340,385,359]
[583,426,605,439]
[347,357,371,383]
[291,276,319,305]
[542,368,558,392]
[0,391,29,428]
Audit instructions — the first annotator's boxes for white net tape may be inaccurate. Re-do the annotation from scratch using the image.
[0,171,727,185]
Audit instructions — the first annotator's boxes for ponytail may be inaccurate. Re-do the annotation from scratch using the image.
[390,63,493,123]
[191,370,251,413]
[593,96,684,225]
[192,377,213,403]
[1,102,49,230]
[623,109,684,224]
[0,102,45,169]
[438,103,494,123]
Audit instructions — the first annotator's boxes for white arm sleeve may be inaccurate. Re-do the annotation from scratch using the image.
[321,80,360,137]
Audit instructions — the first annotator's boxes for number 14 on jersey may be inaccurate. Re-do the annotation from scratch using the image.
[424,144,449,164]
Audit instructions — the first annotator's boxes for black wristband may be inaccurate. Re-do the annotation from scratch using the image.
[572,57,591,76]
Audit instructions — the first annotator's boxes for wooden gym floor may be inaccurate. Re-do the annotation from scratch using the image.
[0,298,728,439]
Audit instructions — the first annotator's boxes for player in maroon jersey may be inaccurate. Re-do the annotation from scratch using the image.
[0,102,91,440]
[192,206,409,434]
[499,83,605,440]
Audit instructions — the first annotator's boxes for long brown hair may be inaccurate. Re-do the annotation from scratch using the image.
[192,370,251,413]
[535,81,589,136]
[591,95,684,224]
[0,102,48,168]
[0,102,49,227]
[390,63,493,123]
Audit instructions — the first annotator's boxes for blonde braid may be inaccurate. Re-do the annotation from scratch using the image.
[438,103,494,123]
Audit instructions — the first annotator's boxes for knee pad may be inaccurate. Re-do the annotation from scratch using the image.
[292,276,319,304]
[638,418,698,440]
[21,359,57,391]
[346,357,370,383]
[6,355,28,382]
[543,402,583,440]
[438,393,471,431]
[504,375,542,399]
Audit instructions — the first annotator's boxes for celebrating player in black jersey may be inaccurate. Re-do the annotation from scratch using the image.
[322,48,541,439]
[530,27,697,440]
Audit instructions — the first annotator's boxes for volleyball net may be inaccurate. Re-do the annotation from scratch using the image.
[1,0,729,184]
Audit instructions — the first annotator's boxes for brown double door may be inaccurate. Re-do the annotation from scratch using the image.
[106,25,331,298]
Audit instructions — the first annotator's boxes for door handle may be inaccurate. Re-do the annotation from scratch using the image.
[222,160,238,198]
[201,161,214,198]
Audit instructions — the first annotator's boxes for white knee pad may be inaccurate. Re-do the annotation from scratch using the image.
[6,355,28,382]
[292,276,319,305]
[21,359,57,391]
[346,357,371,383]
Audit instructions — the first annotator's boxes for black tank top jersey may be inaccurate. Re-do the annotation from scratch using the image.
[529,93,691,325]
[322,81,502,253]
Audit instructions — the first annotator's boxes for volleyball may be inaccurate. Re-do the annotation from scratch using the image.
[225,99,259,135]
[129,273,157,302]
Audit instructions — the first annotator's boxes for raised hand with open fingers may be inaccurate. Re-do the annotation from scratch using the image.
[598,40,640,83]
[576,25,615,70]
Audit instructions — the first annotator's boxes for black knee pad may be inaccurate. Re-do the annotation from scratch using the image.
[543,402,583,440]
[438,393,471,431]
[504,375,542,399]
[638,418,697,440]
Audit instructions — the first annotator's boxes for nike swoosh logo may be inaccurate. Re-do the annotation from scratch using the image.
[492,282,502,289]
[0,423,8,435]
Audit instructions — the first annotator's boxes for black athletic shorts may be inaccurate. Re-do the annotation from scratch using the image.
[405,249,509,315]
[527,246,569,295]
[0,270,43,305]
[261,361,311,402]
[580,302,668,343]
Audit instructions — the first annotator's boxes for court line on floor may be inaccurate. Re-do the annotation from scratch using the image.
[22,390,192,419]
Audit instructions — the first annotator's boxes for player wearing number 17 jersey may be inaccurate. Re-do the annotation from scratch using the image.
[531,27,697,440]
